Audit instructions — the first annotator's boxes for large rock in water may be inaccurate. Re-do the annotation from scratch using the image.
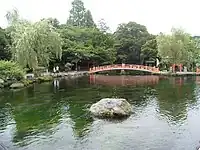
[89,98,132,118]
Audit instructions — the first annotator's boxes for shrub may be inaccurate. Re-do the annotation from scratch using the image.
[37,76,53,83]
[0,60,25,81]
[21,79,34,86]
[34,66,46,77]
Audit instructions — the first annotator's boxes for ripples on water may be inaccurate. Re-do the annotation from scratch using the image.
[0,75,200,150]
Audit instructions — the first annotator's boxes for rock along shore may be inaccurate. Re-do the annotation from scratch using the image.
[0,71,88,89]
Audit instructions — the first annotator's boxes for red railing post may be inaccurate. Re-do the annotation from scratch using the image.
[179,64,182,72]
[88,64,161,74]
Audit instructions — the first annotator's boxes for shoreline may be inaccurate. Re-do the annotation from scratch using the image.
[1,71,200,89]
[90,71,200,76]
[41,71,88,77]
[0,71,88,89]
[152,71,200,76]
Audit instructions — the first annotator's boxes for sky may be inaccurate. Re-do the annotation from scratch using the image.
[0,0,200,35]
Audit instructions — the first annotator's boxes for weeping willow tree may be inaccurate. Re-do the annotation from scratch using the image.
[6,9,63,71]
[156,28,199,71]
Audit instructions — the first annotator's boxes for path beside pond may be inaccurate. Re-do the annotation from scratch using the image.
[25,71,88,79]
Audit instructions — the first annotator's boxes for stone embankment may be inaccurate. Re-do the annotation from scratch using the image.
[0,71,88,89]
[40,71,88,78]
[153,71,200,76]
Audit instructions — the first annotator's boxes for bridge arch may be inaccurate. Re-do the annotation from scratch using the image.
[89,64,159,74]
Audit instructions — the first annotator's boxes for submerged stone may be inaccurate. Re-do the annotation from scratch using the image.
[89,98,132,118]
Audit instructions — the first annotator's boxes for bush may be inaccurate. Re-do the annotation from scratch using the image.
[34,66,46,77]
[21,79,34,86]
[37,76,53,83]
[0,60,25,81]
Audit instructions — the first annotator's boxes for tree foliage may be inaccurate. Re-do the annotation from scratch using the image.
[41,17,60,28]
[6,10,63,70]
[58,25,116,66]
[84,10,96,28]
[97,19,110,33]
[1,6,199,74]
[67,0,86,27]
[140,36,158,64]
[67,0,95,28]
[114,22,151,64]
[157,28,199,68]
[0,60,25,80]
[5,9,20,25]
[0,28,11,60]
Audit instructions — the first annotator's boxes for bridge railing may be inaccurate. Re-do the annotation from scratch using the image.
[197,68,200,73]
[89,64,159,73]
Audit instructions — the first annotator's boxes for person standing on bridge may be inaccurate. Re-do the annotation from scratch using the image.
[121,63,125,74]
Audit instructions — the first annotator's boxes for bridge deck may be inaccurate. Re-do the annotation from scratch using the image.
[89,64,159,74]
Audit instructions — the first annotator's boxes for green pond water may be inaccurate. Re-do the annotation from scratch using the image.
[1,75,200,150]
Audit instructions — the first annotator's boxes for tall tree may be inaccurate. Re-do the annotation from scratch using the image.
[114,22,151,64]
[5,9,19,25]
[140,36,158,65]
[193,38,200,67]
[58,25,116,66]
[67,0,86,27]
[157,28,199,70]
[6,10,63,70]
[84,10,96,28]
[41,17,60,28]
[97,19,110,33]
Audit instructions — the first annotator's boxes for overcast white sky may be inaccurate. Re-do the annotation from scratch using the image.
[0,0,199,35]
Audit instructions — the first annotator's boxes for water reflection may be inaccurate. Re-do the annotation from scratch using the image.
[155,77,197,125]
[0,104,13,131]
[89,74,160,86]
[0,76,200,149]
[89,75,199,125]
[53,79,60,89]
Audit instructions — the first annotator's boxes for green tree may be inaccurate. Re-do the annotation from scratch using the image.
[41,17,60,28]
[6,10,63,70]
[5,9,19,25]
[114,21,151,64]
[58,25,116,67]
[140,36,158,65]
[193,38,200,67]
[67,0,86,27]
[67,0,96,28]
[0,60,25,80]
[0,28,11,60]
[84,10,96,28]
[97,19,110,33]
[156,28,198,70]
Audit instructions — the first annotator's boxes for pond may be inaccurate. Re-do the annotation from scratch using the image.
[1,75,200,150]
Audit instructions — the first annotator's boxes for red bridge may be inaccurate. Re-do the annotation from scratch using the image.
[89,64,159,74]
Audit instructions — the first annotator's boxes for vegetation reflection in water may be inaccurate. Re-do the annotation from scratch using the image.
[0,75,200,150]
